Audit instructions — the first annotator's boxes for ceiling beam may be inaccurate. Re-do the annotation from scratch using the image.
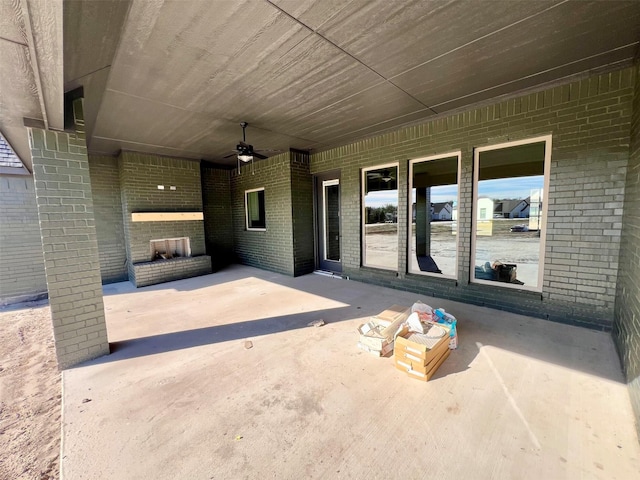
[20,0,64,131]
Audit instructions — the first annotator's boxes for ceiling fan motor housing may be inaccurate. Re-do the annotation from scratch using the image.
[236,143,254,155]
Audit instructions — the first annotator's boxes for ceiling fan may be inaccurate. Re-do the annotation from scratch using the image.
[367,169,394,182]
[224,122,270,164]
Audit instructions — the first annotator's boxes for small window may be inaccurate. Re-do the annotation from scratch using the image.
[245,188,266,230]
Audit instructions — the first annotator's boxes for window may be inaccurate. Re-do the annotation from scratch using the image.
[362,164,398,270]
[408,152,460,278]
[245,188,266,230]
[472,135,551,291]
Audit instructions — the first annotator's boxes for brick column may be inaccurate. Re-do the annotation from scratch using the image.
[29,101,109,369]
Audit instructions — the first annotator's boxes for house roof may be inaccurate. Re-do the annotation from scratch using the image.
[0,133,25,169]
[1,1,639,170]
[496,198,530,214]
[432,202,452,214]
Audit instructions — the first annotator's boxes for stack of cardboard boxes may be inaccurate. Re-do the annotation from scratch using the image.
[357,303,455,382]
[394,323,451,381]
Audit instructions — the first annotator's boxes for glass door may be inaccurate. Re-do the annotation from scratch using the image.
[316,173,342,273]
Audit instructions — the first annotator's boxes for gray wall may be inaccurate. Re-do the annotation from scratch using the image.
[231,153,294,275]
[201,165,235,271]
[311,67,635,330]
[290,152,314,276]
[230,151,314,276]
[614,63,640,437]
[88,156,127,283]
[0,174,47,304]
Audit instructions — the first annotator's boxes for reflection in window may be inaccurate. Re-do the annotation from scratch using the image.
[409,153,460,277]
[472,137,550,290]
[245,188,266,230]
[362,164,398,270]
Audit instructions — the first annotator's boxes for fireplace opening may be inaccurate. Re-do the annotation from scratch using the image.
[150,237,191,261]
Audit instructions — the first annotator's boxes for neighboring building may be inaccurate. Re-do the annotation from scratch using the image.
[430,202,453,221]
[494,198,530,218]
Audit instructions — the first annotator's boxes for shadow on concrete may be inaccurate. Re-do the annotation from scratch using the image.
[94,264,623,383]
[85,307,358,364]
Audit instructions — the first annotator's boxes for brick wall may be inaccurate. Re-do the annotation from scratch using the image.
[290,152,314,276]
[118,151,210,286]
[228,151,315,276]
[0,174,47,304]
[614,63,640,437]
[201,165,235,271]
[231,153,294,275]
[88,156,127,283]
[29,102,109,368]
[311,67,635,330]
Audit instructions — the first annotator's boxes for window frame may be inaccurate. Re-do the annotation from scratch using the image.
[361,162,399,271]
[245,187,266,231]
[407,151,462,280]
[471,135,552,292]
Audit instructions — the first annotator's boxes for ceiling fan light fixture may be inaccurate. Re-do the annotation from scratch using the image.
[238,154,253,162]
[381,170,392,182]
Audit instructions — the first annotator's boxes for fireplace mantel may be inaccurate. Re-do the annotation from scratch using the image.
[131,212,204,222]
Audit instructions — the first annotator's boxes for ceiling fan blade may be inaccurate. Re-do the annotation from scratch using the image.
[253,152,268,160]
[223,152,238,158]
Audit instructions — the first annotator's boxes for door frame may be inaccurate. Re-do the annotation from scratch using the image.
[314,170,342,273]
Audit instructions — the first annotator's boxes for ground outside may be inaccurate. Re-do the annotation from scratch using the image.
[60,265,638,479]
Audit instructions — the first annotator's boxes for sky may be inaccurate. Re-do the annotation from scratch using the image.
[478,176,543,200]
[365,190,398,208]
[364,175,544,208]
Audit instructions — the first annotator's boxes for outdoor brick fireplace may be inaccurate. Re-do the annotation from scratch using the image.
[119,151,212,287]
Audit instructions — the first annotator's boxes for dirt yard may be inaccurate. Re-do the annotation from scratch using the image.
[0,301,60,480]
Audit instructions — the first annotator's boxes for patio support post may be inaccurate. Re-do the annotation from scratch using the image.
[415,187,431,256]
[29,99,109,369]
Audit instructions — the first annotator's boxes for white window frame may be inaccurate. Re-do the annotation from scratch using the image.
[322,179,340,262]
[361,162,399,271]
[407,151,461,280]
[471,135,552,292]
[245,187,266,231]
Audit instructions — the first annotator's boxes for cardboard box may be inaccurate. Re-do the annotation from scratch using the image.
[395,348,450,382]
[357,305,410,351]
[357,341,394,357]
[358,332,392,352]
[394,322,451,366]
[394,331,450,372]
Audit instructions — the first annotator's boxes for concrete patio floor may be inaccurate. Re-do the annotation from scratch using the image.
[61,265,639,479]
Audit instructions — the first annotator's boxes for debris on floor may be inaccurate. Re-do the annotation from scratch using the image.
[244,340,253,349]
[307,319,325,327]
[357,301,459,380]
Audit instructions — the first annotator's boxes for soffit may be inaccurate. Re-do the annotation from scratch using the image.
[61,0,640,166]
[0,0,64,172]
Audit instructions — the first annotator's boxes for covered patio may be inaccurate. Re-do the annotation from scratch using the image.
[61,265,639,479]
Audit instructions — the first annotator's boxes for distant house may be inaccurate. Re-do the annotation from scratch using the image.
[430,202,453,221]
[494,197,530,218]
[477,198,494,221]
